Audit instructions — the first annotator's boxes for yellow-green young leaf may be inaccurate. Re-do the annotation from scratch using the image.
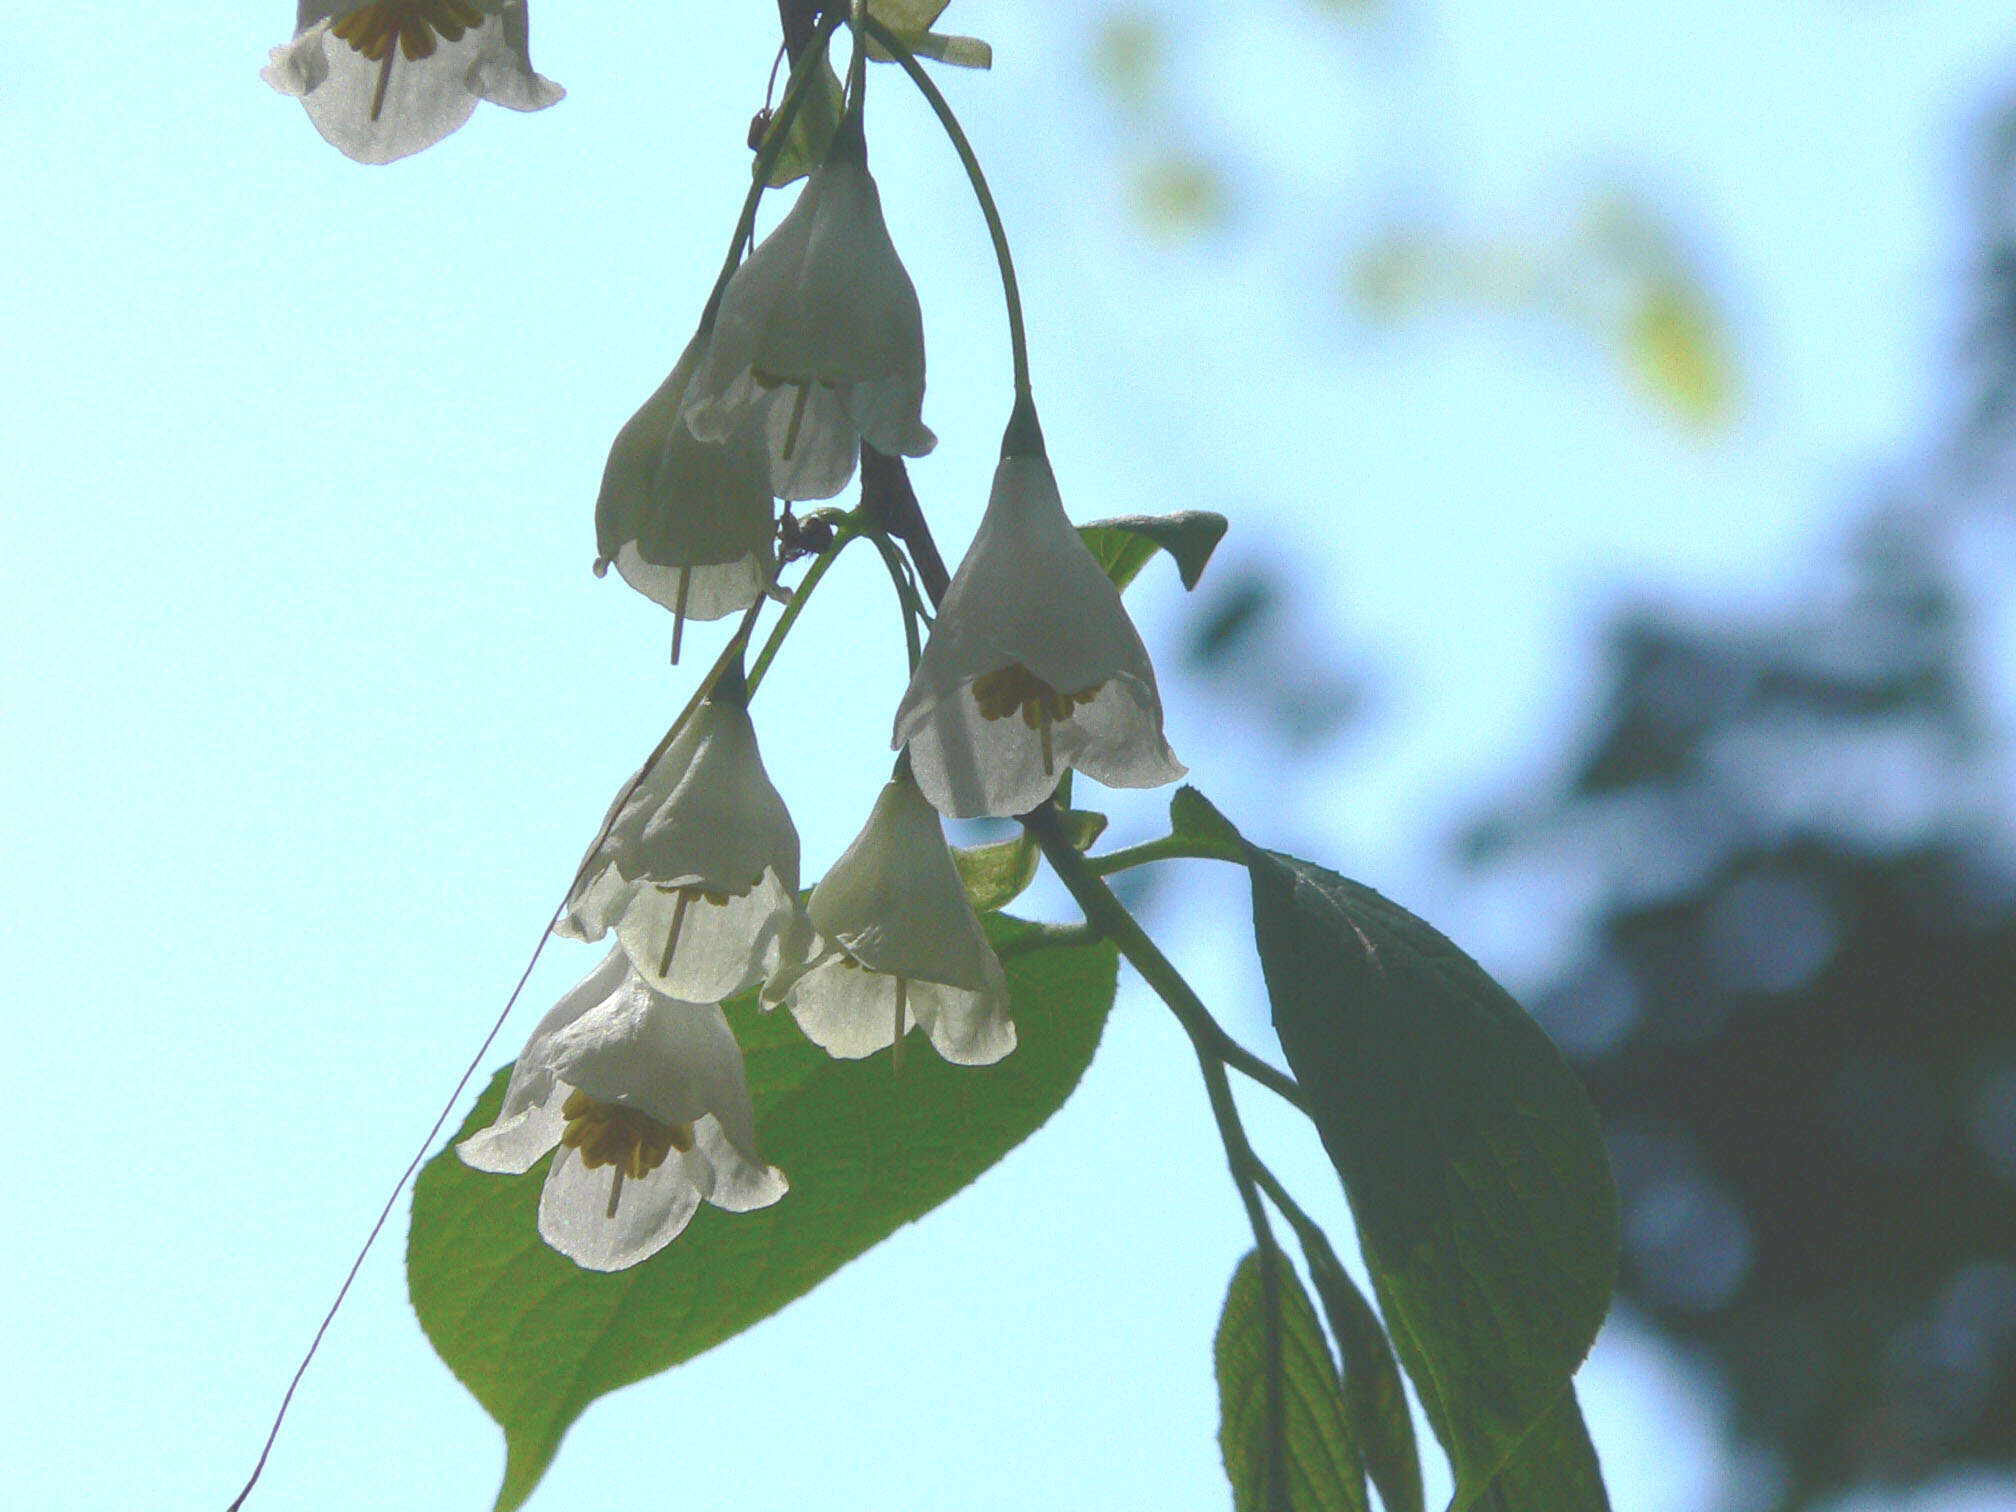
[1215,1249,1371,1512]
[955,809,1107,912]
[1621,278,1732,429]
[1091,12,1165,110]
[1078,511,1227,593]
[869,0,949,32]
[408,916,1118,1512]
[1131,154,1230,238]
[865,3,993,70]
[761,52,845,187]
[1244,850,1617,1511]
[896,31,992,68]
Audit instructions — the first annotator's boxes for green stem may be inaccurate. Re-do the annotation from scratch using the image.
[703,5,850,331]
[1025,806,1307,1113]
[1090,832,1245,875]
[867,532,927,672]
[862,15,1031,400]
[1247,1154,1325,1248]
[747,523,858,694]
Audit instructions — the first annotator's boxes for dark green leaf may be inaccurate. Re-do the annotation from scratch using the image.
[1078,510,1228,592]
[955,809,1107,912]
[1299,1228,1423,1512]
[1475,1390,1610,1512]
[1381,1272,1609,1512]
[1245,849,1617,1510]
[408,916,1118,1511]
[1216,1249,1371,1512]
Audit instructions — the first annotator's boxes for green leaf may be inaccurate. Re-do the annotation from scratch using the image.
[1380,1273,1608,1512]
[954,809,1107,912]
[1215,1248,1371,1512]
[1298,1227,1423,1512]
[1244,849,1617,1510]
[1474,1390,1609,1512]
[1078,510,1228,592]
[1170,784,1244,855]
[761,52,846,188]
[408,916,1119,1511]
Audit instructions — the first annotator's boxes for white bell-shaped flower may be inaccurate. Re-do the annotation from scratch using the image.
[892,450,1186,819]
[683,151,935,502]
[558,694,801,1004]
[459,948,788,1272]
[595,332,778,647]
[768,772,1015,1067]
[263,0,563,166]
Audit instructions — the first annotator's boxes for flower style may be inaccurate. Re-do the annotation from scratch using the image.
[595,332,778,645]
[892,450,1186,819]
[768,771,1015,1067]
[558,695,801,1004]
[262,1,563,165]
[683,154,935,502]
[458,948,788,1271]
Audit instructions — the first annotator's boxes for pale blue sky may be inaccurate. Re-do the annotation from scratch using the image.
[5,3,2014,1510]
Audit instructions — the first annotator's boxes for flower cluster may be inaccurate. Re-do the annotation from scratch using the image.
[455,43,1183,1272]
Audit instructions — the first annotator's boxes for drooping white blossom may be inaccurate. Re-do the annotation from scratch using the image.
[892,450,1185,819]
[263,0,563,166]
[683,155,934,501]
[594,331,778,644]
[458,947,787,1272]
[768,771,1014,1067]
[558,697,801,1005]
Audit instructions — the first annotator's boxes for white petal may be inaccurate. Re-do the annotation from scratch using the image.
[455,1083,567,1174]
[682,159,931,490]
[596,336,776,615]
[849,376,936,462]
[760,379,861,502]
[627,703,800,894]
[562,702,800,949]
[616,870,801,1003]
[455,947,631,1173]
[753,162,924,388]
[901,673,1185,821]
[289,22,484,165]
[550,990,764,1159]
[892,453,1183,819]
[808,777,999,990]
[611,550,770,622]
[261,31,328,99]
[269,6,559,165]
[553,859,635,944]
[909,968,1017,1067]
[687,1116,789,1212]
[538,1146,700,1271]
[785,956,912,1060]
[468,1,565,113]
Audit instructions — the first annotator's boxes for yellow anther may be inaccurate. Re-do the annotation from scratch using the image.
[970,665,1102,775]
[971,664,1101,725]
[558,1088,693,1217]
[332,0,482,61]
